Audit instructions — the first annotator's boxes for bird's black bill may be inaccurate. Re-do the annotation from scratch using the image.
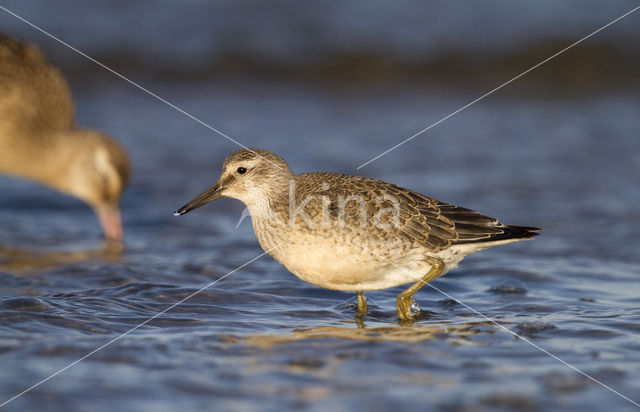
[173,183,222,216]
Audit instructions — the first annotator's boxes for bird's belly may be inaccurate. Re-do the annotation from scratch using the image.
[269,239,433,291]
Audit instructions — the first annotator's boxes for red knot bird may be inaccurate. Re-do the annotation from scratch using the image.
[175,148,540,320]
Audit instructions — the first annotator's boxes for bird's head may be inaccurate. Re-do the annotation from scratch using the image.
[61,130,130,241]
[174,148,292,216]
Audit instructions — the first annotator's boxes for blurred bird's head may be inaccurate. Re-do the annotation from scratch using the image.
[59,129,130,241]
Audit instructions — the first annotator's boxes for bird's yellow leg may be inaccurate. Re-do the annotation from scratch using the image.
[397,257,444,320]
[356,291,368,317]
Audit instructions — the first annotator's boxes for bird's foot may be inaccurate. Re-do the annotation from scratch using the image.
[397,294,422,320]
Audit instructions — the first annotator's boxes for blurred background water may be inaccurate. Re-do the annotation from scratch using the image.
[0,1,639,411]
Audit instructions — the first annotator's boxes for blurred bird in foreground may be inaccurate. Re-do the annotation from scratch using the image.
[0,34,129,241]
[175,148,540,320]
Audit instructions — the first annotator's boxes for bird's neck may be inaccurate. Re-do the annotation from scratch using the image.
[0,129,78,195]
[241,175,293,227]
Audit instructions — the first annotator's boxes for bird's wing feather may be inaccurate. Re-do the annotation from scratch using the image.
[434,200,541,243]
[298,172,540,251]
[298,173,457,252]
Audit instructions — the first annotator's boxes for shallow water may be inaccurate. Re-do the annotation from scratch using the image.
[1,2,640,411]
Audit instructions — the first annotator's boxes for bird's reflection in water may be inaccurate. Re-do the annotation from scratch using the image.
[0,242,122,275]
[243,320,495,347]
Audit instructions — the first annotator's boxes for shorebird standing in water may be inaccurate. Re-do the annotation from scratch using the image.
[0,34,129,241]
[175,148,540,320]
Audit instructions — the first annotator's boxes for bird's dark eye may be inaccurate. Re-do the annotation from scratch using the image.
[237,167,247,174]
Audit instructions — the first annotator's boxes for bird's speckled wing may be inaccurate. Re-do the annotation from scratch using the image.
[295,172,539,252]
[295,172,458,252]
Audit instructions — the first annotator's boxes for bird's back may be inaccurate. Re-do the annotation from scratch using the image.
[289,172,540,252]
[0,34,74,137]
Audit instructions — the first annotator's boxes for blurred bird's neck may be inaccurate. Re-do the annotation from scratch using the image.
[0,129,79,195]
